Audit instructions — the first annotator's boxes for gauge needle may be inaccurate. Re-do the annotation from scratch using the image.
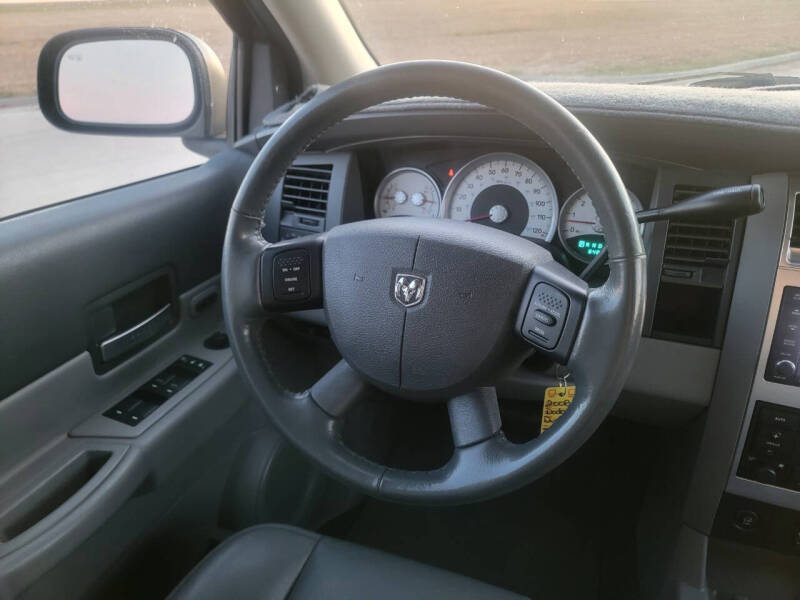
[567,219,595,225]
[466,214,491,222]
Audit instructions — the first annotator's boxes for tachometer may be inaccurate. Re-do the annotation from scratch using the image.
[558,187,644,262]
[443,153,558,241]
[374,168,441,218]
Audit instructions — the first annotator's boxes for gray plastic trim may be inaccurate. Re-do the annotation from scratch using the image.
[682,173,790,533]
[726,187,800,511]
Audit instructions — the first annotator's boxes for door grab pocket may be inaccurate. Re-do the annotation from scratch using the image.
[0,451,111,543]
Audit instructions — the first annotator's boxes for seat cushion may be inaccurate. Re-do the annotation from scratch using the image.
[168,524,525,600]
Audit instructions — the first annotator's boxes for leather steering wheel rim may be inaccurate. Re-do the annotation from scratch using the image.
[221,61,646,505]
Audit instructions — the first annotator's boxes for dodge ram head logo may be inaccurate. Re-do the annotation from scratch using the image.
[394,274,426,307]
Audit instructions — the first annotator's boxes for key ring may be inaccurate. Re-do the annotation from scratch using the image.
[555,365,570,392]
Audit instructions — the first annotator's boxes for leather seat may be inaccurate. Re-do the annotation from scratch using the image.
[168,524,525,599]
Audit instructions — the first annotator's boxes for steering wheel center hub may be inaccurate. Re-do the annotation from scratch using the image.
[322,217,548,398]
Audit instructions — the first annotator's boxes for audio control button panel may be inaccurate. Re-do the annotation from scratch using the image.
[521,283,569,350]
[766,286,800,385]
[737,401,800,491]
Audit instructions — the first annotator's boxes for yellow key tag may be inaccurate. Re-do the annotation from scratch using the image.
[541,385,576,433]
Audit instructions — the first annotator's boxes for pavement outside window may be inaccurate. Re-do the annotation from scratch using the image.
[0,0,230,218]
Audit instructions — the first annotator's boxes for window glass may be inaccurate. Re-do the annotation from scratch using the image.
[0,0,232,218]
[342,0,800,84]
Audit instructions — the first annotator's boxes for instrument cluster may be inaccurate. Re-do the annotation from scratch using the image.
[373,151,642,265]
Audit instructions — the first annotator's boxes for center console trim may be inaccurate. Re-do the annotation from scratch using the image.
[727,183,800,511]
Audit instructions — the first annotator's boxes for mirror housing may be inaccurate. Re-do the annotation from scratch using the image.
[37,27,226,138]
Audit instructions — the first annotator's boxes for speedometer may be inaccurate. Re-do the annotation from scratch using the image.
[557,187,643,263]
[443,153,558,241]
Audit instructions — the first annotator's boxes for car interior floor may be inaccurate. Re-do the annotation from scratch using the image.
[321,411,695,600]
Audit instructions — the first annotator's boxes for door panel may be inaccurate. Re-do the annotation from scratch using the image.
[0,148,257,598]
[0,149,251,400]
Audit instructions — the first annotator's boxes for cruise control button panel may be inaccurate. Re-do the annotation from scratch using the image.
[273,250,310,300]
[260,237,323,311]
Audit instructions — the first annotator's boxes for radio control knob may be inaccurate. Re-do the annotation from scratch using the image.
[774,359,797,378]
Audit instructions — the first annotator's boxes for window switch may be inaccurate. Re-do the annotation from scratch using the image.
[104,355,213,426]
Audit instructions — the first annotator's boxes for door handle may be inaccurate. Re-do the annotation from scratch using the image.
[99,304,173,362]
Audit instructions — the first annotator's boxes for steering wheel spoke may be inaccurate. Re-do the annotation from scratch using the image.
[447,387,502,448]
[310,359,369,418]
[515,258,589,364]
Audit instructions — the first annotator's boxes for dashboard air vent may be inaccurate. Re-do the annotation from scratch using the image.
[280,163,333,217]
[663,185,733,265]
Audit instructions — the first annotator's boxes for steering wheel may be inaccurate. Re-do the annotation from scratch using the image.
[221,61,646,505]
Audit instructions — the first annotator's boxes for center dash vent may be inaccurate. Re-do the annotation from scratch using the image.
[663,185,733,266]
[280,163,333,217]
[790,193,800,249]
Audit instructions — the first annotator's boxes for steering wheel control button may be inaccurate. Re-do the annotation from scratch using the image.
[521,283,569,349]
[273,250,310,300]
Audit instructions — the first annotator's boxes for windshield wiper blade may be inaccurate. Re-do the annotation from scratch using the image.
[690,72,800,89]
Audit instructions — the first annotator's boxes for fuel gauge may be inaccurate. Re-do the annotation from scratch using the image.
[374,168,441,218]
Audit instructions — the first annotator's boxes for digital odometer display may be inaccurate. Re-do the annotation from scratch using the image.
[558,188,643,263]
[443,152,558,242]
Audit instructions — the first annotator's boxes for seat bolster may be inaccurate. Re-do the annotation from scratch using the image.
[169,523,526,600]
[167,524,320,600]
[287,535,525,600]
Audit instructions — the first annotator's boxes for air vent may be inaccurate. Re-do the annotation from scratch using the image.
[663,185,733,266]
[790,193,800,248]
[280,163,333,217]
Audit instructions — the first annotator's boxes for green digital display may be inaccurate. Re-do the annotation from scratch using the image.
[577,238,604,255]
[566,234,605,260]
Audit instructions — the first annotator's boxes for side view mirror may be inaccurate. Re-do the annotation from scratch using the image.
[37,27,226,138]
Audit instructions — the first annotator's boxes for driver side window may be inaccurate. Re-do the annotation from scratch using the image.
[0,0,231,219]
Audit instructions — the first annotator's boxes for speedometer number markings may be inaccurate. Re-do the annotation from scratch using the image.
[443,153,558,241]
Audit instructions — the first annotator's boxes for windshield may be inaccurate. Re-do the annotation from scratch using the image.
[340,0,800,87]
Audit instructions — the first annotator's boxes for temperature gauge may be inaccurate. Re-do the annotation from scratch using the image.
[374,168,441,218]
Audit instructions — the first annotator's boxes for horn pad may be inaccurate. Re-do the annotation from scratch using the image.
[322,218,550,398]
